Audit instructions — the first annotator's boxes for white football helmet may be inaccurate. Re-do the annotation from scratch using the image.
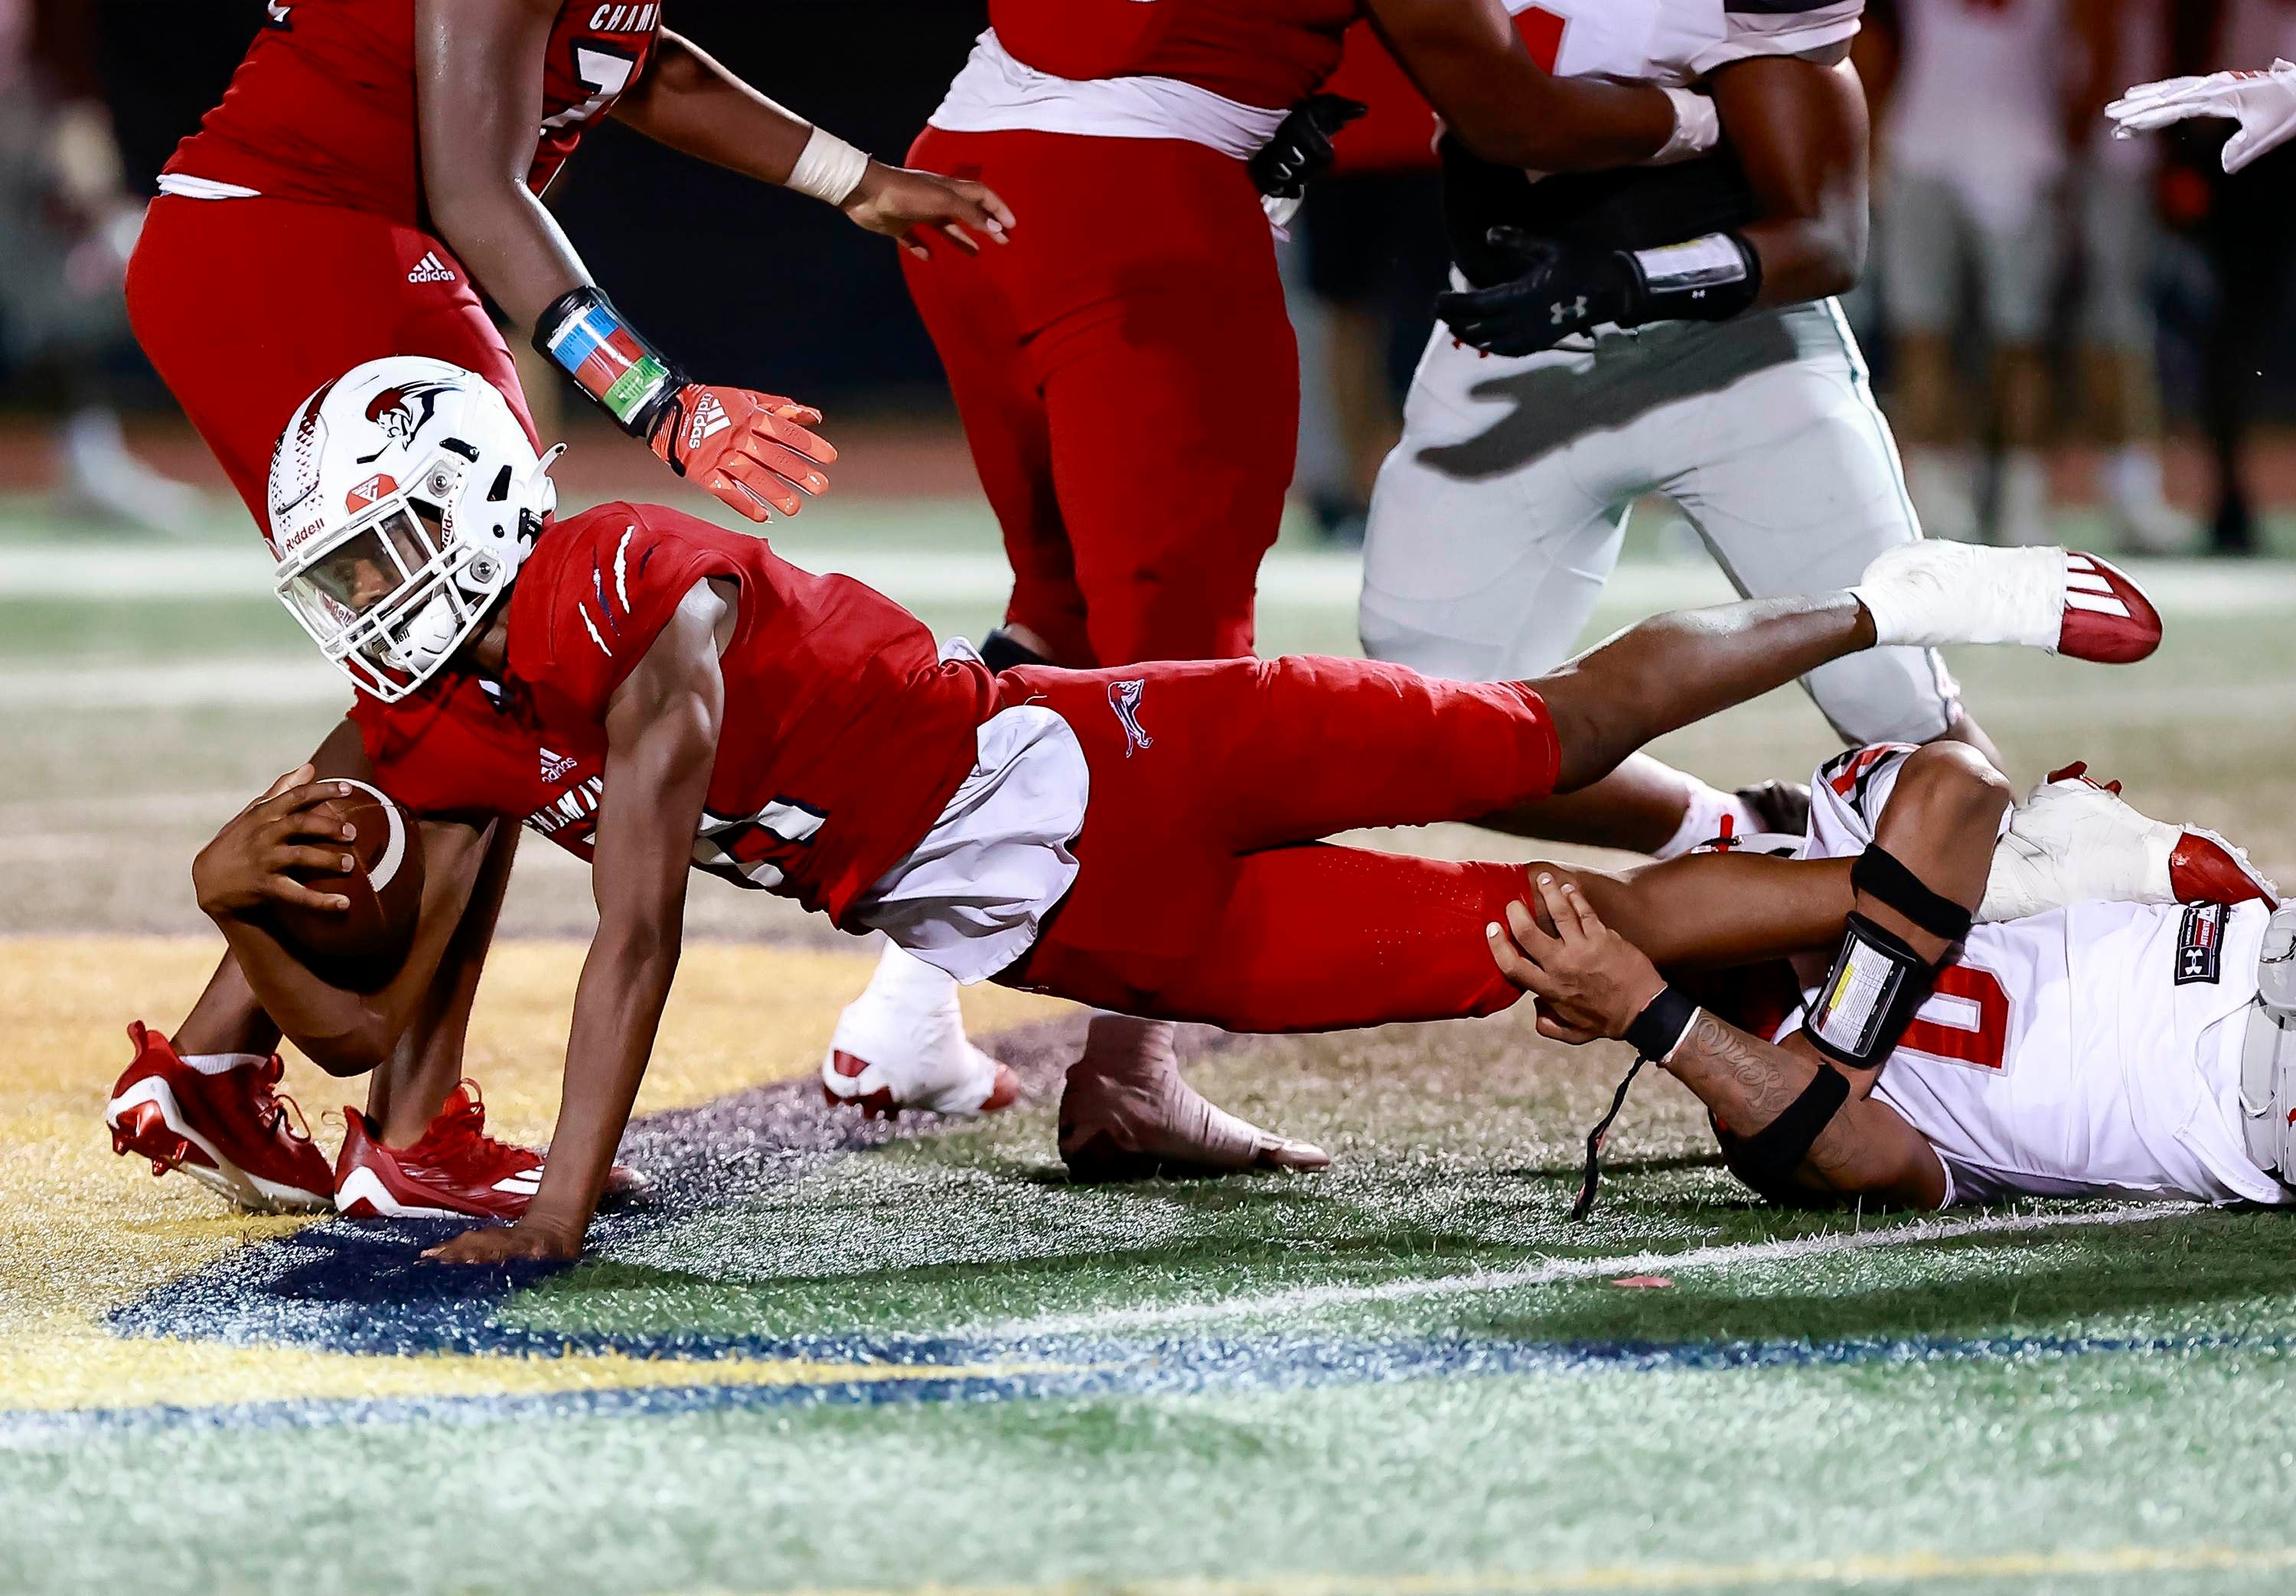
[267,357,562,702]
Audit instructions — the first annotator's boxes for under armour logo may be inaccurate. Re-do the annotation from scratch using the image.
[1108,679,1153,757]
[1551,295,1588,326]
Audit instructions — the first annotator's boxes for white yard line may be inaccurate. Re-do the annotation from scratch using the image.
[985,1202,2193,1340]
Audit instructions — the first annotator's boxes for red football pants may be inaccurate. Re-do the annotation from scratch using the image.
[994,656,1562,1032]
[126,195,535,523]
[901,128,1297,667]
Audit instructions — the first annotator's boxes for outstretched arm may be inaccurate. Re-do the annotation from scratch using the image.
[1363,0,1683,171]
[612,31,1013,259]
[1488,873,1946,1208]
[427,580,729,1265]
[416,0,837,524]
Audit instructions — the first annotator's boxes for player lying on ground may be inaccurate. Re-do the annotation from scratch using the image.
[106,0,1014,1219]
[1487,743,2289,1210]
[199,355,2163,1263]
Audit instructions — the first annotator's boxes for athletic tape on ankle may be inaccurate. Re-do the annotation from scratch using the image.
[788,126,871,207]
[535,286,679,437]
[1852,845,1974,943]
[1805,913,1937,1070]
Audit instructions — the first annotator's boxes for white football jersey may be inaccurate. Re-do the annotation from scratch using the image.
[1779,746,2288,1208]
[1502,0,1865,89]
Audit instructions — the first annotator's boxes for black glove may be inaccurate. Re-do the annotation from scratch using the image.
[1249,94,1368,198]
[1435,228,1639,357]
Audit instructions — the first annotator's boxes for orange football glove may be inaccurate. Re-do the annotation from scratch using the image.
[647,383,836,523]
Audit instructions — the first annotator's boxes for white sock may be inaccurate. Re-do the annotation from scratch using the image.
[860,939,959,1005]
[1654,781,1760,861]
[179,1050,266,1076]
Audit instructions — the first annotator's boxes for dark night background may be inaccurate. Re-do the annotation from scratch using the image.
[94,1,995,408]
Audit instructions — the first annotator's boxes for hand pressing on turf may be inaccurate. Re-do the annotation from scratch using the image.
[425,1217,584,1266]
[192,765,360,920]
[1487,871,1667,1045]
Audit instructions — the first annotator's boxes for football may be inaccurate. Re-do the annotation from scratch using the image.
[265,779,424,980]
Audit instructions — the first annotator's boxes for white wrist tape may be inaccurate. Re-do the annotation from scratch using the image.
[788,125,872,206]
[1652,87,1721,166]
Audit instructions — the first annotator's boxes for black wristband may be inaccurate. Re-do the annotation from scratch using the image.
[1851,845,1975,944]
[1625,983,1700,1063]
[1619,230,1762,326]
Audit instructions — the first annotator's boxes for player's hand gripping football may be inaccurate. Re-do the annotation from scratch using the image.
[2108,60,2296,174]
[647,385,837,523]
[840,163,1014,260]
[424,1217,585,1267]
[1437,228,1635,357]
[1486,872,1668,1046]
[191,767,360,920]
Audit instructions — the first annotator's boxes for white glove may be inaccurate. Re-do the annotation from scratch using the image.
[2106,59,2296,175]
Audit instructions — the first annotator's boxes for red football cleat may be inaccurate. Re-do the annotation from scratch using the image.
[2056,552,2163,665]
[103,1023,334,1212]
[333,1080,647,1219]
[2170,829,2281,910]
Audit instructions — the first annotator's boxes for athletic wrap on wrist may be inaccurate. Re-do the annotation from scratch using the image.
[1652,87,1722,165]
[1805,913,1939,1071]
[788,125,871,207]
[1851,844,1975,944]
[1626,983,1700,1063]
[535,286,680,439]
[1717,1064,1853,1204]
[1623,230,1762,324]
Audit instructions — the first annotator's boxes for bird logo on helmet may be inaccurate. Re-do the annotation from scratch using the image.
[266,357,563,703]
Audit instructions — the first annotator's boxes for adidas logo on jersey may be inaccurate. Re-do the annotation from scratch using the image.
[540,748,579,786]
[407,252,456,285]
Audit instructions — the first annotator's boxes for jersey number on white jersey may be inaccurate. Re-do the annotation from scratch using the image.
[1901,964,2011,1071]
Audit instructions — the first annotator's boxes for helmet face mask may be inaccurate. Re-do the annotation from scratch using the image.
[267,358,558,703]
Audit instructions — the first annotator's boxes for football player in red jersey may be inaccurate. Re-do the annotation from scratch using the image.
[104,1,1013,1217]
[191,357,2161,1263]
[879,0,1735,1177]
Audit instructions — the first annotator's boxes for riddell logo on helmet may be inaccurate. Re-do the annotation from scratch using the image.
[346,474,398,514]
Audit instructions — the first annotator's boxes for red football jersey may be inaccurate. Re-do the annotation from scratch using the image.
[352,502,997,925]
[990,0,1360,110]
[164,1,664,224]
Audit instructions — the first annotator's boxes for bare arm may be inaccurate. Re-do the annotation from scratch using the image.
[1363,0,1677,171]
[416,0,589,331]
[1488,872,1947,1209]
[1711,55,1870,308]
[612,32,1012,257]
[428,580,728,1264]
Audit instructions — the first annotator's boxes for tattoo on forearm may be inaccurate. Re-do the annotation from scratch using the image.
[1674,1013,1803,1129]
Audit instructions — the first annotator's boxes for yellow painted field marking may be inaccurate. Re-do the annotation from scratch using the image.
[0,936,1065,1415]
[673,1542,2296,1596]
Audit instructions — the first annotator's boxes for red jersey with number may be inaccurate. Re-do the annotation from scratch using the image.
[351,502,997,925]
[989,0,1358,109]
[161,1,664,224]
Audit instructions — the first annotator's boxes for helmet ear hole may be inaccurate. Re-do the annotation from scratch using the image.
[488,465,513,503]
